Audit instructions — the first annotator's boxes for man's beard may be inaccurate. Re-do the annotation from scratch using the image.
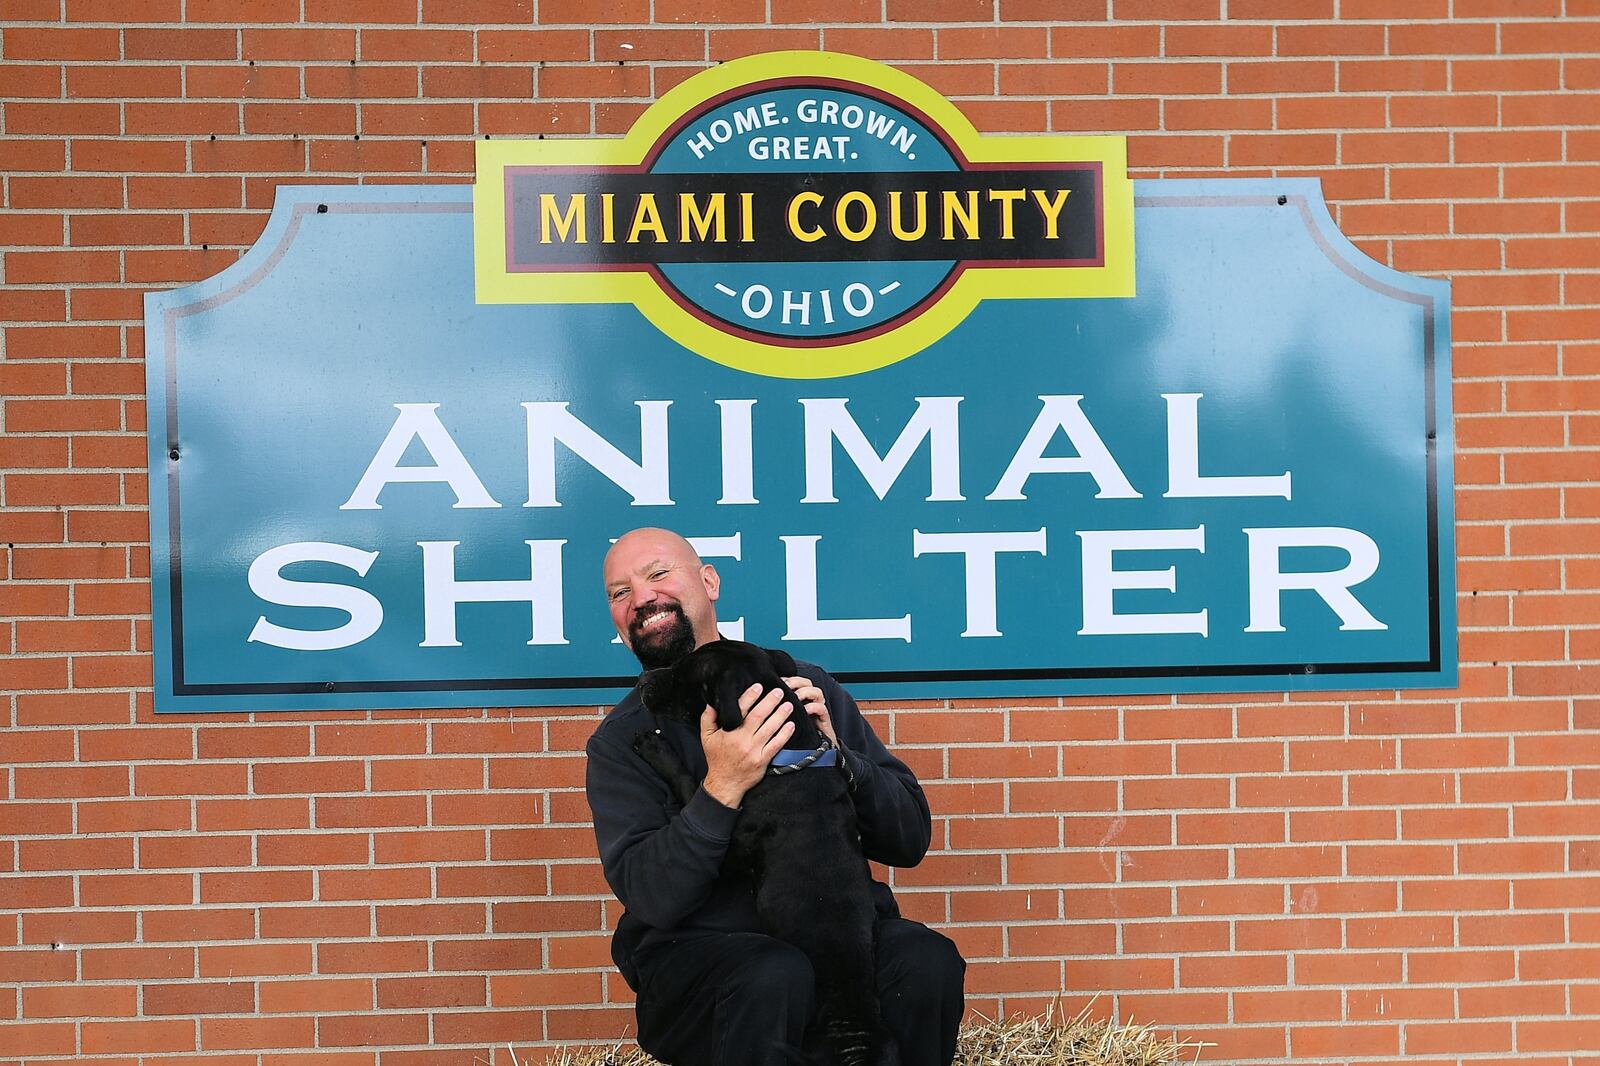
[628,603,697,670]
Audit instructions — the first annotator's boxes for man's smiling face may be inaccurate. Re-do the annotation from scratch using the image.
[603,529,722,670]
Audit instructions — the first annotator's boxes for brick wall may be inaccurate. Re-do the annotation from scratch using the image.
[2,2,1598,1063]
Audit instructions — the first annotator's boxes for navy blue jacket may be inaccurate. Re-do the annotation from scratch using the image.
[584,661,932,989]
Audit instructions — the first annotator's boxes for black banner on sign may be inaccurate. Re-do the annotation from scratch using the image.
[506,166,1103,267]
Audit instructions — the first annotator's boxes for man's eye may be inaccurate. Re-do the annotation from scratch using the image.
[608,588,627,602]
[650,570,668,580]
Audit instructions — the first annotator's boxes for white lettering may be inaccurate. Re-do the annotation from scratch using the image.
[1078,526,1209,636]
[989,395,1140,500]
[741,284,773,319]
[913,528,1047,637]
[342,403,499,510]
[781,288,811,325]
[1244,527,1386,632]
[523,401,672,507]
[247,542,384,651]
[781,534,911,642]
[841,282,873,317]
[419,539,568,647]
[715,399,757,505]
[1165,393,1291,499]
[801,396,964,503]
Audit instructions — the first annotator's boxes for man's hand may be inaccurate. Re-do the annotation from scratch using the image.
[784,675,838,748]
[700,683,794,809]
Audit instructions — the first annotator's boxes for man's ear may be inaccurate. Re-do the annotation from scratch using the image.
[766,647,798,677]
[700,562,720,605]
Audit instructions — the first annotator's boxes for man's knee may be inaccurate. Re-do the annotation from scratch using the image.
[877,921,966,1008]
[718,938,816,1014]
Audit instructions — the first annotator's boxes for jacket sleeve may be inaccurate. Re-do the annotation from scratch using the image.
[809,667,933,869]
[585,721,740,932]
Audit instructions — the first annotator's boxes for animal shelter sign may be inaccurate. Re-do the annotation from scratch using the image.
[145,52,1455,712]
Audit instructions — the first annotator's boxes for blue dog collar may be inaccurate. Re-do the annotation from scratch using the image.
[767,743,837,775]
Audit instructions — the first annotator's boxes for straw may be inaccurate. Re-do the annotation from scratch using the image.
[527,1002,1203,1066]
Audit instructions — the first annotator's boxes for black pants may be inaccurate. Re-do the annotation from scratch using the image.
[633,918,966,1066]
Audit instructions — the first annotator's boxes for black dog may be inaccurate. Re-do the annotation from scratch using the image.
[632,640,899,1066]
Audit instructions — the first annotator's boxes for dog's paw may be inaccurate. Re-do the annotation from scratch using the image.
[630,727,667,762]
[631,728,698,807]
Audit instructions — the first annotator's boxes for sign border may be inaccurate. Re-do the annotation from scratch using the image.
[145,178,1455,711]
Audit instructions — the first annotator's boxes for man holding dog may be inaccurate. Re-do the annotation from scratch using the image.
[586,527,967,1066]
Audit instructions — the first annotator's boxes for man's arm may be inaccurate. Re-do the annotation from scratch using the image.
[805,666,933,869]
[585,720,739,931]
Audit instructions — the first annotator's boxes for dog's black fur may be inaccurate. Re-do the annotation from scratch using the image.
[633,640,899,1066]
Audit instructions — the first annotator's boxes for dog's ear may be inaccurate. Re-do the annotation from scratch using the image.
[765,646,798,677]
[640,666,693,723]
[691,646,750,732]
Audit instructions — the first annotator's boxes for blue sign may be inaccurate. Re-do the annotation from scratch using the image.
[145,53,1454,712]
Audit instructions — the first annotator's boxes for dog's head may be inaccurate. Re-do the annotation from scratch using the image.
[640,639,800,732]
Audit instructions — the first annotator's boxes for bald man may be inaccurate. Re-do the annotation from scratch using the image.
[585,528,965,1066]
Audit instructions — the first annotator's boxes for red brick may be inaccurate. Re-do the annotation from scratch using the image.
[1115,0,1215,16]
[24,908,136,945]
[5,101,117,136]
[185,63,300,99]
[198,942,311,978]
[259,905,370,940]
[1112,61,1220,95]
[317,794,427,828]
[239,26,355,61]
[81,946,194,981]
[1349,915,1454,953]
[0,212,66,251]
[478,100,590,135]
[491,970,601,1007]
[775,0,878,17]
[318,939,429,974]
[133,762,246,796]
[1408,948,1514,984]
[361,102,475,136]
[81,1018,195,1055]
[319,866,431,901]
[141,908,252,942]
[1160,25,1267,58]
[0,292,68,332]
[985,61,1100,97]
[193,725,308,760]
[257,975,372,1014]
[1177,883,1282,915]
[708,28,820,61]
[242,102,356,136]
[1280,23,1384,56]
[1,146,69,185]
[23,981,137,1019]
[79,870,192,902]
[203,1015,316,1051]
[419,0,532,20]
[253,760,363,795]
[199,869,313,905]
[1167,97,1273,131]
[191,138,306,173]
[359,28,473,61]
[1407,1020,1514,1055]
[897,62,997,99]
[141,834,251,869]
[145,981,253,1016]
[1519,1019,1600,1053]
